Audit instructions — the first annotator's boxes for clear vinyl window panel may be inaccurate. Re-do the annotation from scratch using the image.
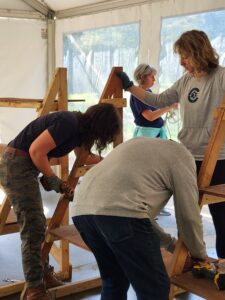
[63,23,139,141]
[159,9,225,139]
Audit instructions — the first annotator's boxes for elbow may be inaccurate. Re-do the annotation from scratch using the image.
[29,146,43,161]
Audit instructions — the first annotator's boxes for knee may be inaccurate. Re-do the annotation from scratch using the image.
[20,210,46,240]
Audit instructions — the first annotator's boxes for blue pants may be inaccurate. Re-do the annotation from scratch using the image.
[72,215,170,300]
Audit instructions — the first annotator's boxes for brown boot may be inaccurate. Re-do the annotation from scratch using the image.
[44,266,64,289]
[20,284,52,300]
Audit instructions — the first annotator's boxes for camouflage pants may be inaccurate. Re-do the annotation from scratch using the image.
[0,152,46,287]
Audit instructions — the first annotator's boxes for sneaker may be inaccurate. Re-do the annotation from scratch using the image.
[44,266,64,289]
[159,208,171,216]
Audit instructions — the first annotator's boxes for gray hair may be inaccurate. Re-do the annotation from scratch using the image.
[133,64,157,84]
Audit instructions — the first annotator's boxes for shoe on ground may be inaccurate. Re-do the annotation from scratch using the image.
[159,208,171,216]
[44,265,64,289]
[20,283,52,300]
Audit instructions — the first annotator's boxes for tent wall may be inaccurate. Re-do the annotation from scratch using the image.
[55,0,225,86]
[1,0,225,144]
[0,18,47,143]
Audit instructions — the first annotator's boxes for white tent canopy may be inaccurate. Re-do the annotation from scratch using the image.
[1,0,225,143]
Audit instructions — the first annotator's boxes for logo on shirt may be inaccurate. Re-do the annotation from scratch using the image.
[188,88,199,103]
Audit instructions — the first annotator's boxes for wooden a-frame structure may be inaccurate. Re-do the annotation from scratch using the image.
[168,96,225,299]
[0,67,126,298]
[41,66,126,299]
[0,68,72,297]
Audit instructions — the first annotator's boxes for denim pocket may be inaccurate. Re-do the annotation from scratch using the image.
[96,216,133,243]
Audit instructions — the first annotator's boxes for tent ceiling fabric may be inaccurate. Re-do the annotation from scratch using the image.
[0,0,161,18]
[38,0,105,11]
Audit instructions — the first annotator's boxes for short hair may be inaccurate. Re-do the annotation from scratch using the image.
[173,30,219,74]
[133,64,157,84]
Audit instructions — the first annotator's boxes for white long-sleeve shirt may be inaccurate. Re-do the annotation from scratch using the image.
[72,137,207,259]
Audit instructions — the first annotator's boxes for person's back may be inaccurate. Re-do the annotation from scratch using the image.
[73,137,194,219]
[72,137,206,300]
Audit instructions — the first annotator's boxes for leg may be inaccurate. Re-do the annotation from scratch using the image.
[73,216,130,300]
[1,154,45,287]
[74,216,170,300]
[196,159,225,258]
[96,217,170,300]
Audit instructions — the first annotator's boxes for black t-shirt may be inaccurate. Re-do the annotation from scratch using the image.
[9,111,82,158]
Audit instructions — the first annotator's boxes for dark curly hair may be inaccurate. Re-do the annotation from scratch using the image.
[174,30,219,74]
[76,103,122,154]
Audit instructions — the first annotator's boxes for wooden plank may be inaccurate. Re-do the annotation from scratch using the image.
[171,271,225,300]
[0,277,101,299]
[202,194,225,205]
[0,216,51,236]
[100,98,127,108]
[0,197,12,232]
[49,277,101,299]
[0,143,6,155]
[57,68,70,277]
[198,98,225,188]
[99,66,124,146]
[99,67,123,101]
[58,68,68,112]
[0,281,24,297]
[0,223,20,235]
[41,148,90,263]
[200,184,225,197]
[38,68,60,117]
[48,225,90,251]
[0,99,58,111]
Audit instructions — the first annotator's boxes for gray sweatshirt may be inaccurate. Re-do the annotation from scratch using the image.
[72,138,207,259]
[143,66,225,160]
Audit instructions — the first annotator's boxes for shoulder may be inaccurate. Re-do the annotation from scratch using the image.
[212,65,225,76]
[57,111,79,124]
[168,141,194,163]
[177,73,192,85]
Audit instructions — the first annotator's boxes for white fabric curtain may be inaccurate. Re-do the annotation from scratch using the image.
[0,18,47,143]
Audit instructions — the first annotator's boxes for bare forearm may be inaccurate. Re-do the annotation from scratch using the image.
[143,106,175,121]
[30,152,54,176]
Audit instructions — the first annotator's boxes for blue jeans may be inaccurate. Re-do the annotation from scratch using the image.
[72,215,170,300]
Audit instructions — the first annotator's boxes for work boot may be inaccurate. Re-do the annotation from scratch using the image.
[20,283,52,300]
[44,265,64,289]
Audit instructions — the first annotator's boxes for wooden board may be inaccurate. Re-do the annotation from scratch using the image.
[200,184,225,197]
[48,225,90,251]
[49,227,174,271]
[171,271,225,300]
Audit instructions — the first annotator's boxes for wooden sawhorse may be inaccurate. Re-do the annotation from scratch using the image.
[169,97,225,299]
[40,67,127,298]
[0,68,75,297]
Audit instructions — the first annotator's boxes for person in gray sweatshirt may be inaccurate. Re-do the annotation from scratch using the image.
[118,29,225,259]
[72,137,207,300]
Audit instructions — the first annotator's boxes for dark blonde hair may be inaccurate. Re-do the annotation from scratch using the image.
[77,103,122,153]
[173,30,219,74]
